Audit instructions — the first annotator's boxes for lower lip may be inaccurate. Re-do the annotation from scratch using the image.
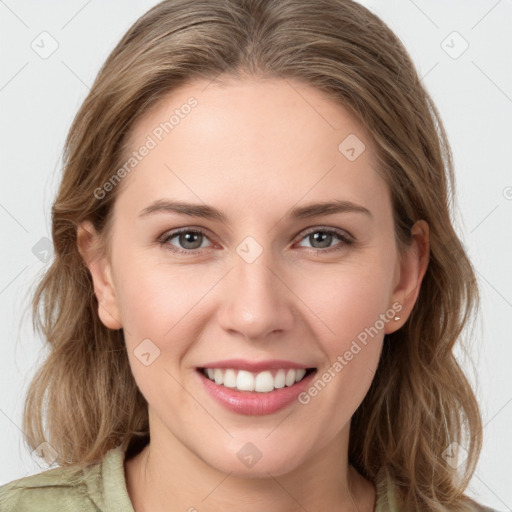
[196,369,317,416]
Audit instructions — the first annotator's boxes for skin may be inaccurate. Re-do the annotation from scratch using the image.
[77,76,429,512]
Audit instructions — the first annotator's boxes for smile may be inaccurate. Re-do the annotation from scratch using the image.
[200,367,314,392]
[196,367,317,415]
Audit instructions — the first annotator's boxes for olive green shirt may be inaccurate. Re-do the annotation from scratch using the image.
[0,445,499,511]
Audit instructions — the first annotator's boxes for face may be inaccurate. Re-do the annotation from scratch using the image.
[80,76,427,478]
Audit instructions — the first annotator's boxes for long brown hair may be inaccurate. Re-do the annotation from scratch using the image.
[23,1,482,510]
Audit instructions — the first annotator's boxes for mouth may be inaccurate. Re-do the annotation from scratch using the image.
[196,367,317,393]
[195,365,318,415]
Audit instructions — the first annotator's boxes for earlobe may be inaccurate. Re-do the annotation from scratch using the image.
[77,221,123,330]
[385,220,430,333]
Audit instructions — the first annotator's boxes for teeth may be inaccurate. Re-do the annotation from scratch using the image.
[202,367,308,392]
[237,370,255,391]
[214,368,223,385]
[274,369,286,389]
[224,369,237,388]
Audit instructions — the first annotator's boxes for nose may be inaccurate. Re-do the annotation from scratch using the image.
[216,247,295,341]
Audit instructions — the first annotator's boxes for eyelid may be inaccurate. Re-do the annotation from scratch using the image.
[295,225,353,242]
[158,225,354,254]
[157,226,216,249]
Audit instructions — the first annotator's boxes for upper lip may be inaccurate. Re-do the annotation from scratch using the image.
[198,359,315,372]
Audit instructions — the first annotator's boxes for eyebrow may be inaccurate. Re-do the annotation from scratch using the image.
[138,198,373,222]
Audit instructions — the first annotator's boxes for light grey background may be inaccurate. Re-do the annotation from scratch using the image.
[1,1,511,510]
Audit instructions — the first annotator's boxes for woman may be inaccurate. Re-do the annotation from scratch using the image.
[0,0,498,510]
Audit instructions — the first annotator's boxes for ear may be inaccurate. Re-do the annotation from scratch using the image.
[76,220,122,330]
[385,220,430,334]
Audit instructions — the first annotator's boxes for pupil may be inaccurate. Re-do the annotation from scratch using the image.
[178,231,332,250]
[312,231,331,248]
[181,232,201,249]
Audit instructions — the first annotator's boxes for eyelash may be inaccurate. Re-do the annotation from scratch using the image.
[157,226,353,256]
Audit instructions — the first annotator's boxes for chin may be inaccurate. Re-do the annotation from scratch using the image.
[202,444,306,478]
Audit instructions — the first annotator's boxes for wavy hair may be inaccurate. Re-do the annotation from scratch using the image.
[23,0,483,510]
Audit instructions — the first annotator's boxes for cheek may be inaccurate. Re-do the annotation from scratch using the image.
[115,262,209,405]
[294,257,393,408]
[298,269,387,423]
[299,258,394,345]
[114,255,218,359]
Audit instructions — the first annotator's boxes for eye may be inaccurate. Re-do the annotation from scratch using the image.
[158,226,353,256]
[295,227,353,254]
[158,228,213,255]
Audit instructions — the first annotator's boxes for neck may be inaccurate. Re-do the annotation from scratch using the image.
[124,414,376,512]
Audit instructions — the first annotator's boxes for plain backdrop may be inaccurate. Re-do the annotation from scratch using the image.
[1,1,511,510]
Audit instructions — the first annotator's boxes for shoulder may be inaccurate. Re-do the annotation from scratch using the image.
[0,466,94,511]
[0,456,105,512]
[0,445,133,512]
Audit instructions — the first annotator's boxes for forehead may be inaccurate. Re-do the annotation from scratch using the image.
[116,76,389,219]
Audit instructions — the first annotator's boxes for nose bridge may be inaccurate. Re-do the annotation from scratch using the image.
[218,237,294,340]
